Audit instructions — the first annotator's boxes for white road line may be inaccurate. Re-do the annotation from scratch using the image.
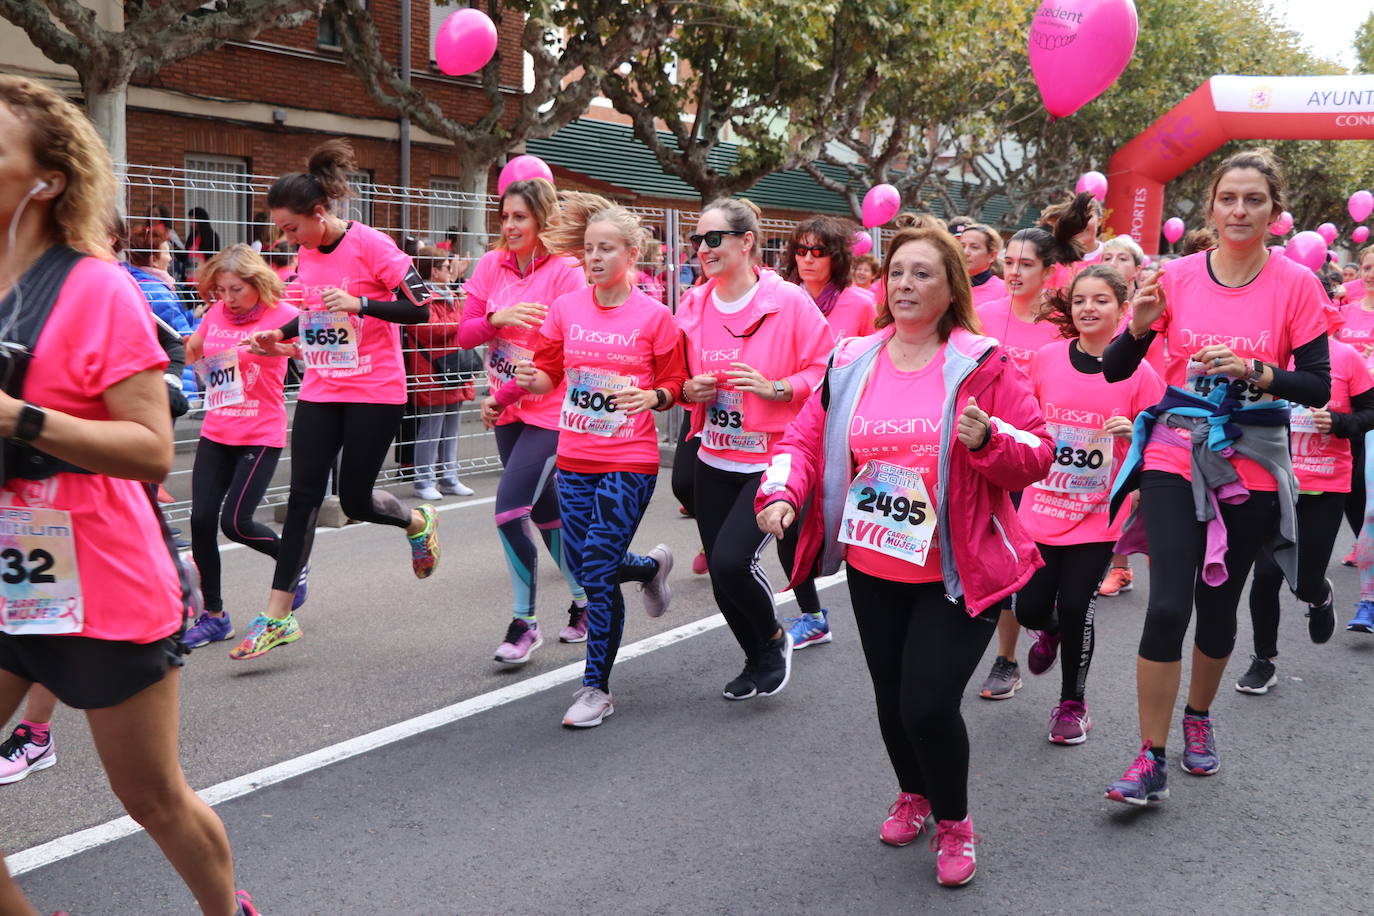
[216,495,496,555]
[6,570,847,877]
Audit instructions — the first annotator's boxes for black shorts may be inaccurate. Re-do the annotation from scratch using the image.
[0,633,186,710]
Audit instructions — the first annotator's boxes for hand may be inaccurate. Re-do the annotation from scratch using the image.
[490,301,548,329]
[1311,407,1333,434]
[612,387,658,416]
[1128,270,1167,336]
[244,328,284,356]
[683,373,718,404]
[480,395,503,430]
[1191,345,1245,379]
[1103,415,1134,439]
[0,390,21,438]
[756,500,796,538]
[322,288,362,314]
[513,359,539,392]
[724,362,777,399]
[957,396,991,449]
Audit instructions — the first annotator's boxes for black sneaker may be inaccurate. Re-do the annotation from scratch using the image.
[979,656,1022,700]
[1235,655,1277,695]
[753,630,793,696]
[723,662,758,701]
[1307,579,1336,644]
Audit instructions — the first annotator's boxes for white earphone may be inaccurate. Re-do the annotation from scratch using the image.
[29,179,50,196]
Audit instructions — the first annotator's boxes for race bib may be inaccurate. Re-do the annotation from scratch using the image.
[1289,405,1319,434]
[300,311,359,370]
[838,460,937,566]
[487,337,533,390]
[193,349,244,410]
[0,507,82,636]
[1040,423,1114,494]
[1185,359,1273,403]
[703,389,767,454]
[1289,405,1328,459]
[560,366,634,437]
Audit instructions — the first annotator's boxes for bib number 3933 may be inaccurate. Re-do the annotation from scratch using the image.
[560,367,633,437]
[703,389,767,454]
[300,311,359,370]
[838,459,937,566]
[1040,423,1114,494]
[193,349,244,410]
[0,507,82,635]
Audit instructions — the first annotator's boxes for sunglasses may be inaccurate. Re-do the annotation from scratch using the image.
[794,246,829,258]
[689,229,749,249]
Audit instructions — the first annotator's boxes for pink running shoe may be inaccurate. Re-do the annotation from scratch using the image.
[236,890,261,915]
[692,548,708,575]
[931,816,981,887]
[494,618,543,665]
[1026,629,1060,676]
[0,724,55,785]
[558,603,588,643]
[879,791,932,846]
[1047,699,1091,745]
[1342,547,1357,567]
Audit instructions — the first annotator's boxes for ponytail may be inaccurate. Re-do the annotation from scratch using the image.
[1008,226,1081,269]
[267,138,356,215]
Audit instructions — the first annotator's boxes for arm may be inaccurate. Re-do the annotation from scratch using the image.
[781,305,835,402]
[1329,387,1374,440]
[755,381,828,518]
[650,340,689,409]
[1103,328,1154,383]
[963,360,1055,491]
[185,327,205,365]
[457,285,500,348]
[1263,334,1330,408]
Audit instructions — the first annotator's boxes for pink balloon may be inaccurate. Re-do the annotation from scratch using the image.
[850,231,872,256]
[1162,217,1185,244]
[434,8,498,77]
[1280,211,1294,230]
[1267,220,1289,237]
[1285,231,1328,272]
[1349,190,1374,223]
[497,155,553,195]
[1028,0,1139,119]
[1354,226,1371,244]
[1329,250,1339,263]
[1317,222,1339,245]
[1075,171,1108,202]
[861,184,900,228]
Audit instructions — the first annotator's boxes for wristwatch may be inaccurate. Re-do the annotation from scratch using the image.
[1245,359,1265,383]
[772,380,786,400]
[654,388,668,410]
[12,402,45,443]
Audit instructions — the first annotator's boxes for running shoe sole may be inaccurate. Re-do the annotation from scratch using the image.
[494,635,543,666]
[230,630,301,661]
[1235,674,1278,695]
[563,704,614,728]
[558,631,588,644]
[792,631,833,649]
[722,686,757,701]
[0,753,56,785]
[1049,727,1090,746]
[1104,787,1168,806]
[979,677,1022,700]
[183,629,236,649]
[756,634,794,697]
[1348,621,1374,633]
[1183,762,1220,776]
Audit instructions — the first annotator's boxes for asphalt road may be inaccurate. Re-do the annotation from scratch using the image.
[6,469,1374,914]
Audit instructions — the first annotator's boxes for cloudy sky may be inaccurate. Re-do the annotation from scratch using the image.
[1268,0,1374,68]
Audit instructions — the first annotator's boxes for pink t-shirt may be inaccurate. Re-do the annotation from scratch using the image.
[824,285,877,342]
[845,347,946,584]
[1019,339,1165,546]
[464,250,587,429]
[542,287,680,471]
[295,221,415,405]
[195,301,299,448]
[1290,338,1373,493]
[975,297,1063,375]
[1143,250,1329,491]
[1337,305,1374,363]
[1345,278,1366,306]
[5,258,181,643]
[970,274,1007,308]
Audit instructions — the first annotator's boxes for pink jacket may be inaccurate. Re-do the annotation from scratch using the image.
[755,326,1054,615]
[677,268,833,444]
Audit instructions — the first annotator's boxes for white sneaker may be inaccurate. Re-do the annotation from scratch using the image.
[639,544,673,618]
[439,480,474,497]
[414,484,442,501]
[562,686,614,728]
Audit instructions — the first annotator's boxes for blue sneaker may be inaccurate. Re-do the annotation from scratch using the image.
[1348,600,1374,633]
[785,609,831,649]
[1181,713,1220,775]
[183,612,235,649]
[291,562,310,611]
[1105,742,1169,805]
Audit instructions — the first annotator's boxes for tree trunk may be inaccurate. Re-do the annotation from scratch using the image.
[84,81,128,167]
[457,161,492,259]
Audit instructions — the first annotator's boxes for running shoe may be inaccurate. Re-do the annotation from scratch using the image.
[291,562,310,611]
[722,662,757,701]
[678,504,692,517]
[439,479,474,497]
[786,609,832,649]
[182,612,234,649]
[559,603,588,643]
[1026,629,1060,676]
[236,890,261,916]
[494,618,542,665]
[1342,547,1358,567]
[692,548,708,575]
[1181,713,1220,775]
[1235,655,1278,695]
[1047,699,1091,745]
[879,791,932,847]
[753,630,793,696]
[414,483,442,501]
[1105,742,1169,805]
[1098,566,1133,596]
[979,656,1021,700]
[1307,579,1335,644]
[228,614,301,661]
[1348,600,1374,633]
[930,817,981,887]
[639,544,673,618]
[562,686,614,728]
[408,504,440,579]
[0,724,55,785]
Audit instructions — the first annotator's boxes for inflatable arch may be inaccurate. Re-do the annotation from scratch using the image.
[1104,75,1374,254]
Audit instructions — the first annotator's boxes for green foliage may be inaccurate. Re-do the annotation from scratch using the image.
[1356,10,1374,73]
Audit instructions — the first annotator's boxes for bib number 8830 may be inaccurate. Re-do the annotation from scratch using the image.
[854,487,927,525]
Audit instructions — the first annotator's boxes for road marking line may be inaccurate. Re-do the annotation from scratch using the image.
[6,570,847,876]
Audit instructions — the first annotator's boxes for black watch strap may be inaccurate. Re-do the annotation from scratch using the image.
[12,403,45,443]
[654,388,668,410]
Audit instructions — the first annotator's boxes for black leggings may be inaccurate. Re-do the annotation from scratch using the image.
[1137,470,1279,663]
[693,459,779,658]
[1346,434,1365,536]
[272,400,410,592]
[671,410,698,515]
[1248,490,1345,659]
[1014,541,1114,703]
[848,568,998,822]
[190,439,282,613]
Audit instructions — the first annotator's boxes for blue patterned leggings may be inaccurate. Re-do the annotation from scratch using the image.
[557,469,660,691]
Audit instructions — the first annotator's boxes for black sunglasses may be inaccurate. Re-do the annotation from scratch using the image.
[689,229,749,249]
[794,245,829,258]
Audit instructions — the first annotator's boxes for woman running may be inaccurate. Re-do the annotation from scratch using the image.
[512,193,686,726]
[460,178,589,662]
[974,224,1083,700]
[239,139,440,661]
[1336,244,1374,559]
[1014,266,1164,744]
[756,224,1052,887]
[960,223,1007,308]
[677,198,831,699]
[183,245,301,649]
[1238,296,1374,691]
[1102,148,1329,804]
[0,74,260,915]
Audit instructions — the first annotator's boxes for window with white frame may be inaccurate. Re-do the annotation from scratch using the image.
[429,179,463,244]
[183,154,250,247]
[343,169,374,225]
